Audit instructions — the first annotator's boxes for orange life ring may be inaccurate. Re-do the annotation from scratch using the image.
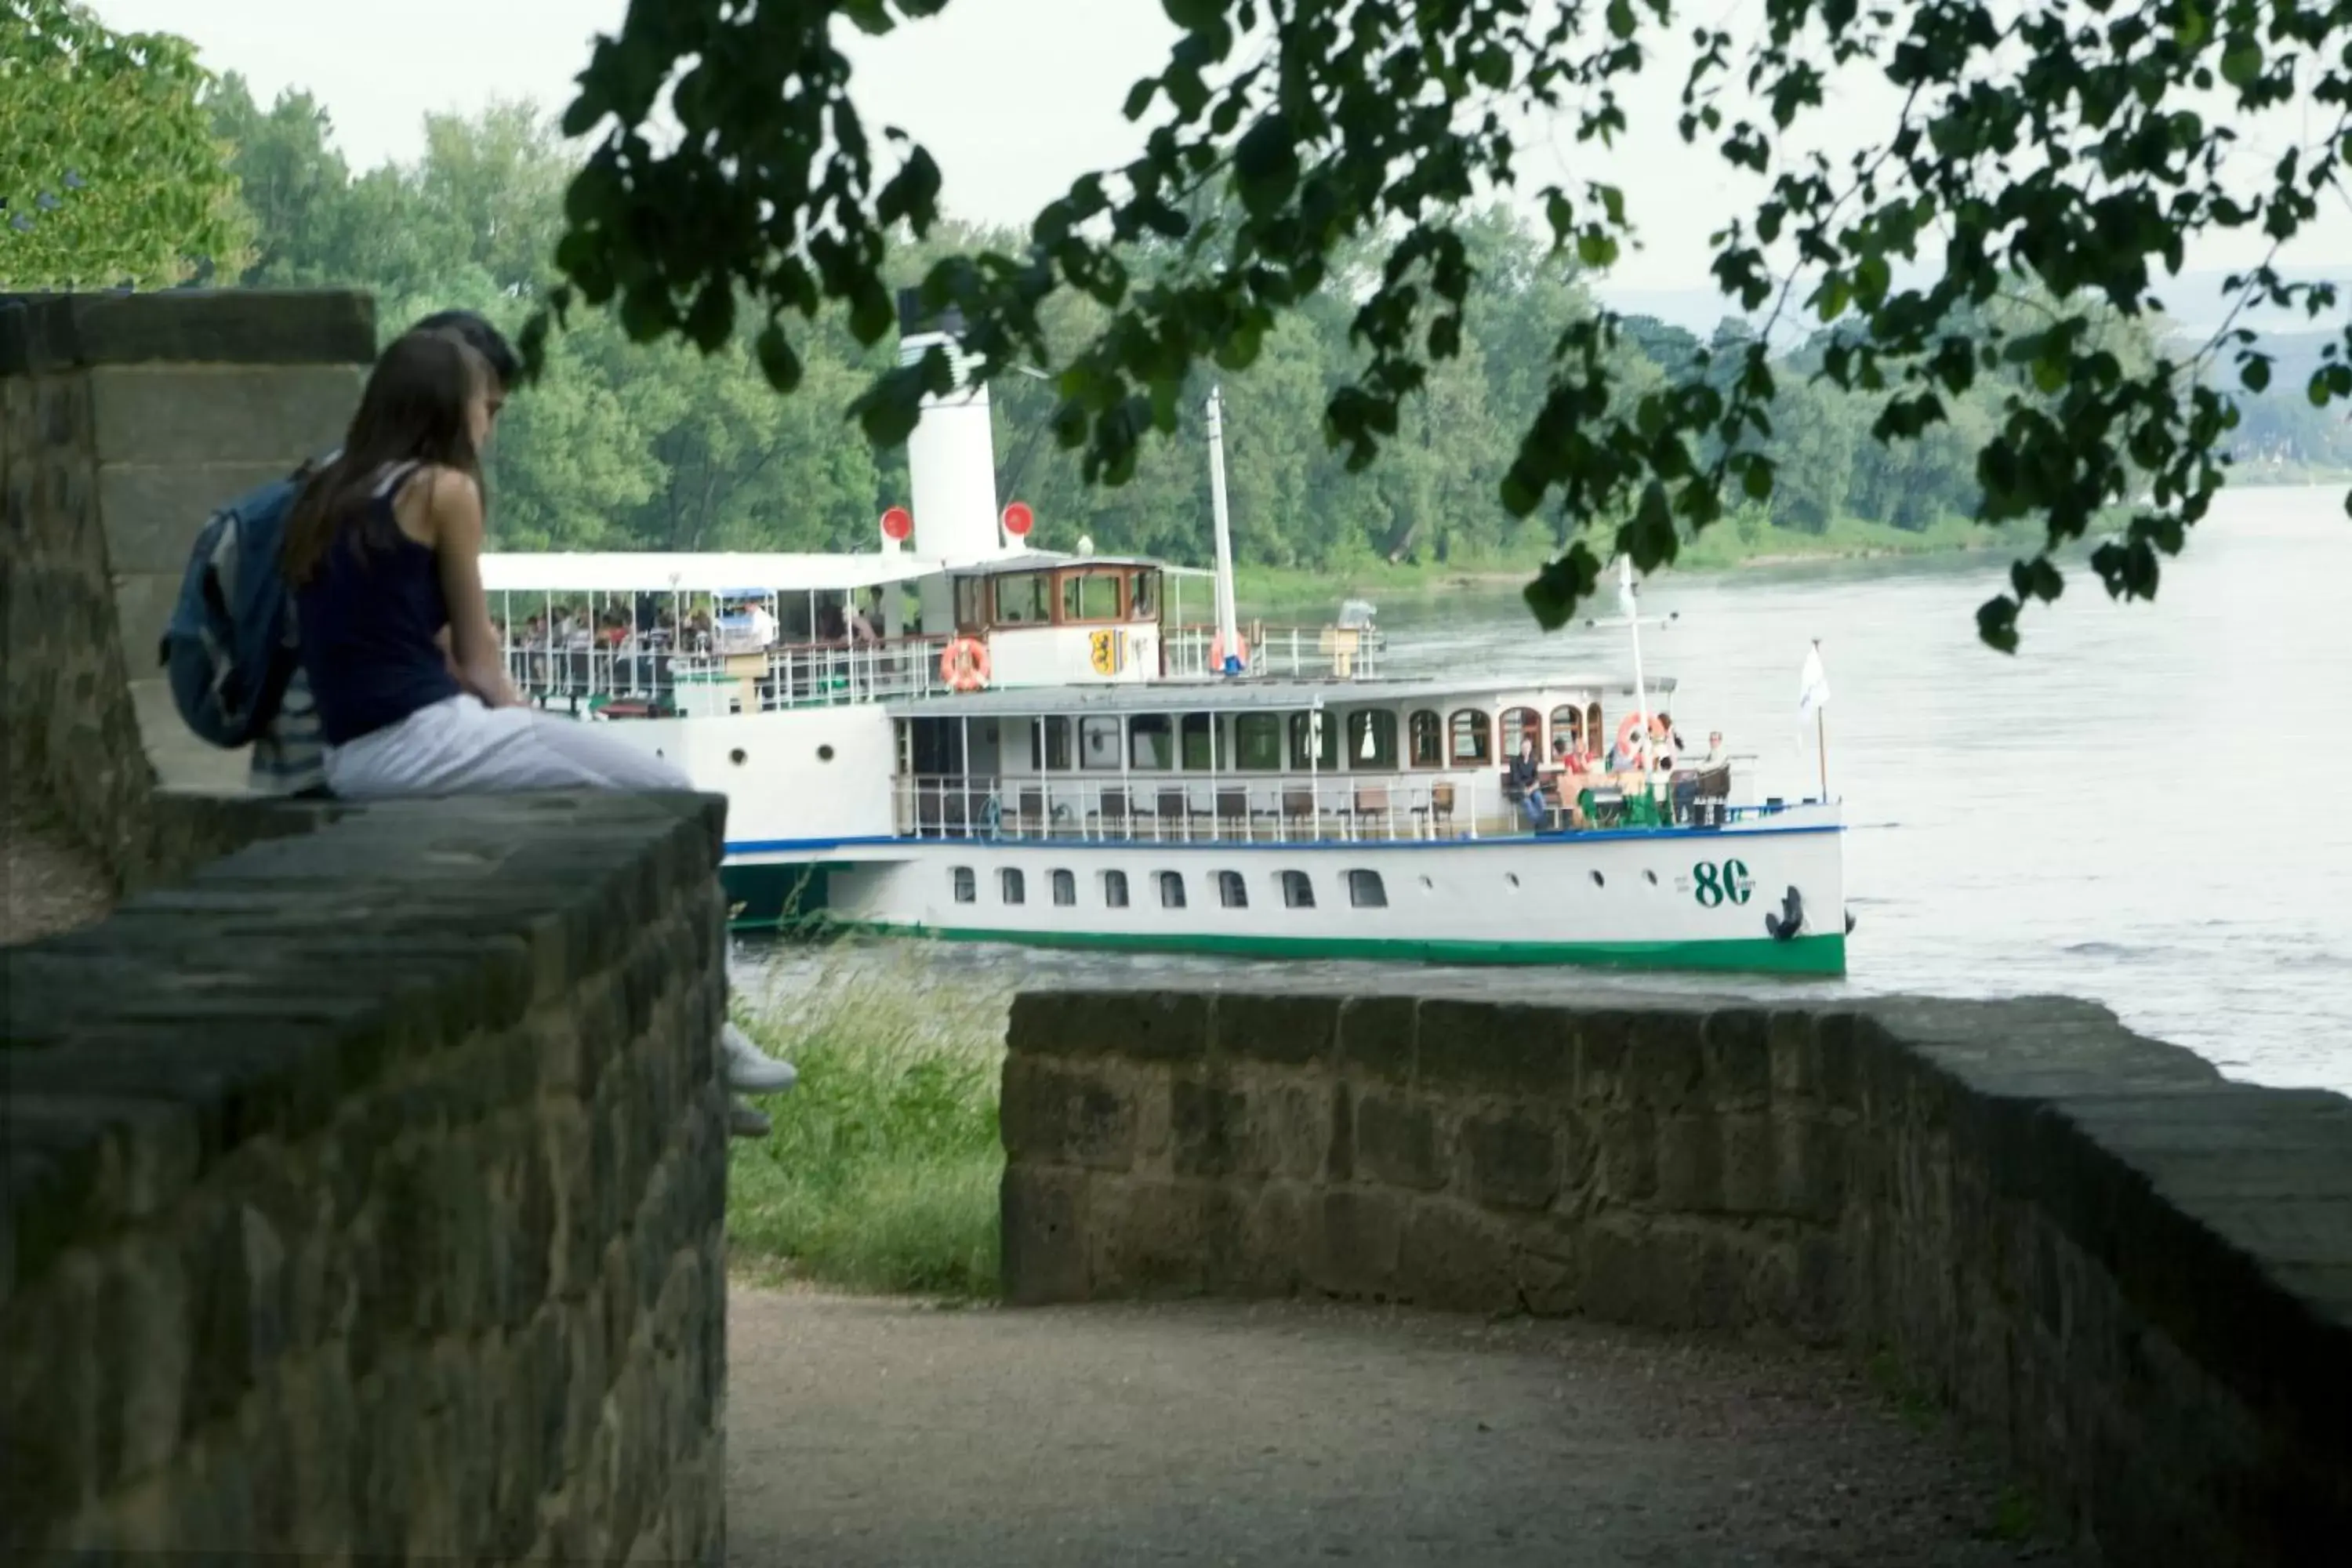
[939,637,990,692]
[1209,630,1250,671]
[1614,712,1654,764]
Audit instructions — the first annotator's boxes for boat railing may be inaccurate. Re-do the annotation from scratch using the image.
[889,768,1766,844]
[505,633,951,710]
[1163,622,1388,681]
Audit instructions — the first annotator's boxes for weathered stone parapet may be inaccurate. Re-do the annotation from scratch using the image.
[1002,982,2352,1568]
[2,790,731,1565]
[1,289,374,840]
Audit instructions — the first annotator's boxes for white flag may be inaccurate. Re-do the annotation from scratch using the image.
[1798,642,1831,719]
[1616,555,1638,619]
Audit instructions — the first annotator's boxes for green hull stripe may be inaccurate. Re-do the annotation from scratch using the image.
[815,920,1846,976]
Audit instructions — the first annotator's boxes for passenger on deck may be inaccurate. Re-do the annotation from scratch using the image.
[281,327,796,1138]
[1508,737,1548,829]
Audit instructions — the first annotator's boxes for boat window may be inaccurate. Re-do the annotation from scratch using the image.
[1235,713,1283,771]
[1103,869,1130,908]
[1131,569,1159,622]
[1079,715,1122,771]
[1408,710,1443,768]
[1280,870,1316,909]
[953,577,985,632]
[1033,715,1073,771]
[1130,714,1174,770]
[1180,713,1216,771]
[1348,869,1388,909]
[1061,572,1123,622]
[1448,709,1493,764]
[1159,870,1187,909]
[1345,710,1399,769]
[1217,870,1248,909]
[953,866,975,904]
[1051,869,1076,906]
[1586,702,1603,755]
[1000,868,1026,905]
[994,572,1051,626]
[1289,710,1338,771]
[1550,705,1584,752]
[1501,706,1542,758]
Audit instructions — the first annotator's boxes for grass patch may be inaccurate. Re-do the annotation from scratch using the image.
[726,946,1010,1298]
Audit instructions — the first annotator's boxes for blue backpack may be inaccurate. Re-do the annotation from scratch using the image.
[160,463,317,748]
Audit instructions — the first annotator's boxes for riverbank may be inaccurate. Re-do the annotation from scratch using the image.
[1224,512,2046,612]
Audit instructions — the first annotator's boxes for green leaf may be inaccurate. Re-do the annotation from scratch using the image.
[1232,113,1299,217]
[756,324,803,394]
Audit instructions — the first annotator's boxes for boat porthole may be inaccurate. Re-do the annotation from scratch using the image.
[1643,869,1658,886]
[1591,871,1606,887]
[729,748,747,766]
[1506,873,1520,890]
[817,744,836,762]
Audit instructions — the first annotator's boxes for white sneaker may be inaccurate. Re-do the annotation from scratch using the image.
[721,1022,799,1094]
[728,1094,772,1139]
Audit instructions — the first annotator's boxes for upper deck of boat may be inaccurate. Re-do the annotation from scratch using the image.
[886,672,1675,719]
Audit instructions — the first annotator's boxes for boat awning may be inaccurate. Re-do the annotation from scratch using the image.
[942,549,1216,578]
[889,673,1672,720]
[478,552,949,596]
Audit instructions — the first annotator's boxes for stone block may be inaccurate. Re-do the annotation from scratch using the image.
[1309,1189,1404,1298]
[1000,1057,1137,1171]
[1596,1105,1657,1203]
[1398,1199,1519,1311]
[1170,1075,1267,1179]
[96,459,296,574]
[1334,994,1416,1082]
[0,290,376,373]
[128,674,251,792]
[1211,991,1341,1065]
[1000,1165,1090,1304]
[1416,998,1573,1099]
[1653,1113,1723,1213]
[1700,1007,1773,1109]
[1616,1010,1708,1113]
[1262,1080,1336,1181]
[1009,988,1209,1063]
[88,364,365,466]
[1580,1217,1750,1331]
[1204,1181,1311,1295]
[1461,1112,1559,1210]
[1087,1180,1211,1296]
[1353,1091,1444,1192]
[1774,1114,1849,1222]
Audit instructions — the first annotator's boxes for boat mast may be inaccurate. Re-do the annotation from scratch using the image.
[1207,386,1243,676]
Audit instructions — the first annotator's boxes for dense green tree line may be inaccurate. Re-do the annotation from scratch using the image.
[199,77,2311,573]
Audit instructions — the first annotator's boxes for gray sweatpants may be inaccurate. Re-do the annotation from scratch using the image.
[323,693,691,797]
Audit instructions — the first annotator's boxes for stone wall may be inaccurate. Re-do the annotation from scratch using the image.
[2,789,731,1564]
[1001,982,2352,1568]
[1,290,374,880]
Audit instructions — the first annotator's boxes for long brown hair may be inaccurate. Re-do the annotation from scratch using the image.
[282,328,489,587]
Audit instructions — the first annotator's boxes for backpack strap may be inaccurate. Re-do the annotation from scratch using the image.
[372,459,425,499]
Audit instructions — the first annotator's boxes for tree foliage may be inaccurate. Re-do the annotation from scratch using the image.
[0,0,249,289]
[539,0,2352,649]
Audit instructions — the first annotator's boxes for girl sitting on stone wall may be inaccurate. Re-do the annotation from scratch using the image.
[281,326,795,1138]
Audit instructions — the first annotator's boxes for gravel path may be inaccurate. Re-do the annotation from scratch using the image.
[727,1287,2055,1567]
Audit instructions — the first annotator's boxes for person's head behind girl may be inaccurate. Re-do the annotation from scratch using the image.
[282,329,493,588]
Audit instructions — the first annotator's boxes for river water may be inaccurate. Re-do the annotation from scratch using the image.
[743,484,2351,1094]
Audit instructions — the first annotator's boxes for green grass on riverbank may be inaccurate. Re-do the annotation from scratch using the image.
[727,950,1009,1298]
[1225,512,2045,612]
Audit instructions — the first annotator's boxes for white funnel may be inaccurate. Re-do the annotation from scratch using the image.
[897,291,1004,563]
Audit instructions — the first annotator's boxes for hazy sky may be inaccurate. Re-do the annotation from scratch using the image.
[91,0,2351,317]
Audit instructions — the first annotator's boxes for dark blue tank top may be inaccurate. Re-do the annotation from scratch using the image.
[294,464,463,746]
